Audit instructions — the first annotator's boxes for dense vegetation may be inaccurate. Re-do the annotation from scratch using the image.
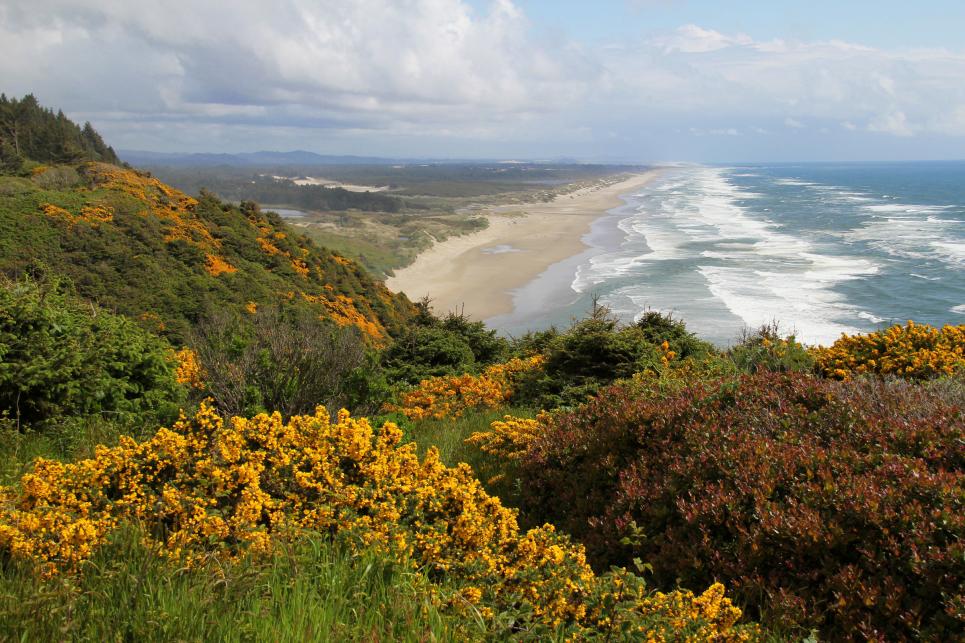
[1,99,962,640]
[0,163,413,345]
[1,94,118,171]
[516,373,963,639]
[0,276,182,428]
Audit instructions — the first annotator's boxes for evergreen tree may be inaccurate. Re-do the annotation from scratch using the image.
[0,93,120,171]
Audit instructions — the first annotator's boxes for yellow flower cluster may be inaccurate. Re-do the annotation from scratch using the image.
[659,340,677,368]
[466,412,551,461]
[173,347,205,390]
[0,404,755,639]
[302,292,386,342]
[812,321,965,380]
[204,253,238,277]
[391,356,545,421]
[39,202,114,227]
[82,163,241,275]
[79,204,114,224]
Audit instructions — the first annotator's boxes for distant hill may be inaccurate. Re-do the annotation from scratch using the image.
[0,162,414,344]
[119,149,402,167]
[1,94,119,169]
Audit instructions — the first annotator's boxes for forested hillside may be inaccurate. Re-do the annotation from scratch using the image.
[0,94,119,170]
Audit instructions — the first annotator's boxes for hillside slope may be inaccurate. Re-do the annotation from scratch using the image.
[0,162,414,343]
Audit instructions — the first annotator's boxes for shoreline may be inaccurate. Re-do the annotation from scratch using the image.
[385,170,660,320]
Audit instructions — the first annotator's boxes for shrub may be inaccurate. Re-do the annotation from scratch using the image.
[513,305,666,409]
[0,275,182,427]
[0,403,760,640]
[518,372,964,640]
[190,305,368,418]
[381,325,477,384]
[727,321,815,374]
[812,321,965,380]
[381,309,510,386]
[388,356,543,421]
[634,309,715,361]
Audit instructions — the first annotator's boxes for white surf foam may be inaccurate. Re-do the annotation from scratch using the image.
[842,202,965,267]
[572,166,881,345]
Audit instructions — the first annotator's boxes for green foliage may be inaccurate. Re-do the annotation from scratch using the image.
[727,321,815,374]
[382,308,510,385]
[0,275,183,428]
[440,312,510,365]
[0,527,475,642]
[512,305,704,409]
[0,167,414,347]
[634,309,714,360]
[0,94,119,171]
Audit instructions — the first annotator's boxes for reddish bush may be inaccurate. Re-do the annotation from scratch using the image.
[518,372,964,640]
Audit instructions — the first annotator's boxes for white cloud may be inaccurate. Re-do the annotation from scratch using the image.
[2,2,965,156]
[868,110,915,137]
[600,26,965,140]
[653,24,753,53]
[0,0,593,135]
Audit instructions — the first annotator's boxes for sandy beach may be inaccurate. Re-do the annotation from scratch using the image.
[386,171,660,320]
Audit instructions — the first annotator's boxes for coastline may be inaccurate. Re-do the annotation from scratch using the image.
[385,170,660,320]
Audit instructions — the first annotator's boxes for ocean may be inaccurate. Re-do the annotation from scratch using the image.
[486,161,965,346]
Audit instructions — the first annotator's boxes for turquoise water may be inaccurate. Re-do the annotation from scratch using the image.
[487,162,965,346]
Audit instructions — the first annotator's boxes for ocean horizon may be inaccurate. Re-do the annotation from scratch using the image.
[487,160,965,346]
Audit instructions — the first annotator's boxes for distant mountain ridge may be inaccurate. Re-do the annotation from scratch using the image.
[119,149,599,168]
[120,149,399,167]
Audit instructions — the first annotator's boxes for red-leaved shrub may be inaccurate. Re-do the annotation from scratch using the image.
[518,372,964,640]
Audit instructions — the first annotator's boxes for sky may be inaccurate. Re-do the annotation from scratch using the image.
[2,0,965,162]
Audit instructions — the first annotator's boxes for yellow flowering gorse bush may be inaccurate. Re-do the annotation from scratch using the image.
[0,404,756,640]
[466,412,552,462]
[391,356,544,420]
[812,321,965,380]
[173,347,205,390]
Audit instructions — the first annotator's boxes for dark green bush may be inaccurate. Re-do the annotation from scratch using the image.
[381,308,509,386]
[634,309,715,360]
[513,306,691,409]
[0,275,182,427]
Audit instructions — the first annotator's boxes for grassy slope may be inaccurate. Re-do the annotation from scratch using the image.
[0,164,414,344]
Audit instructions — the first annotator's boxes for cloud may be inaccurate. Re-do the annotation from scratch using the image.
[1,2,964,157]
[652,24,754,53]
[867,110,915,137]
[599,25,965,140]
[0,1,593,137]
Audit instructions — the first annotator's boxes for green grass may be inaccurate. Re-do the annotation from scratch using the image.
[0,528,481,642]
[402,407,536,507]
[0,414,162,486]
